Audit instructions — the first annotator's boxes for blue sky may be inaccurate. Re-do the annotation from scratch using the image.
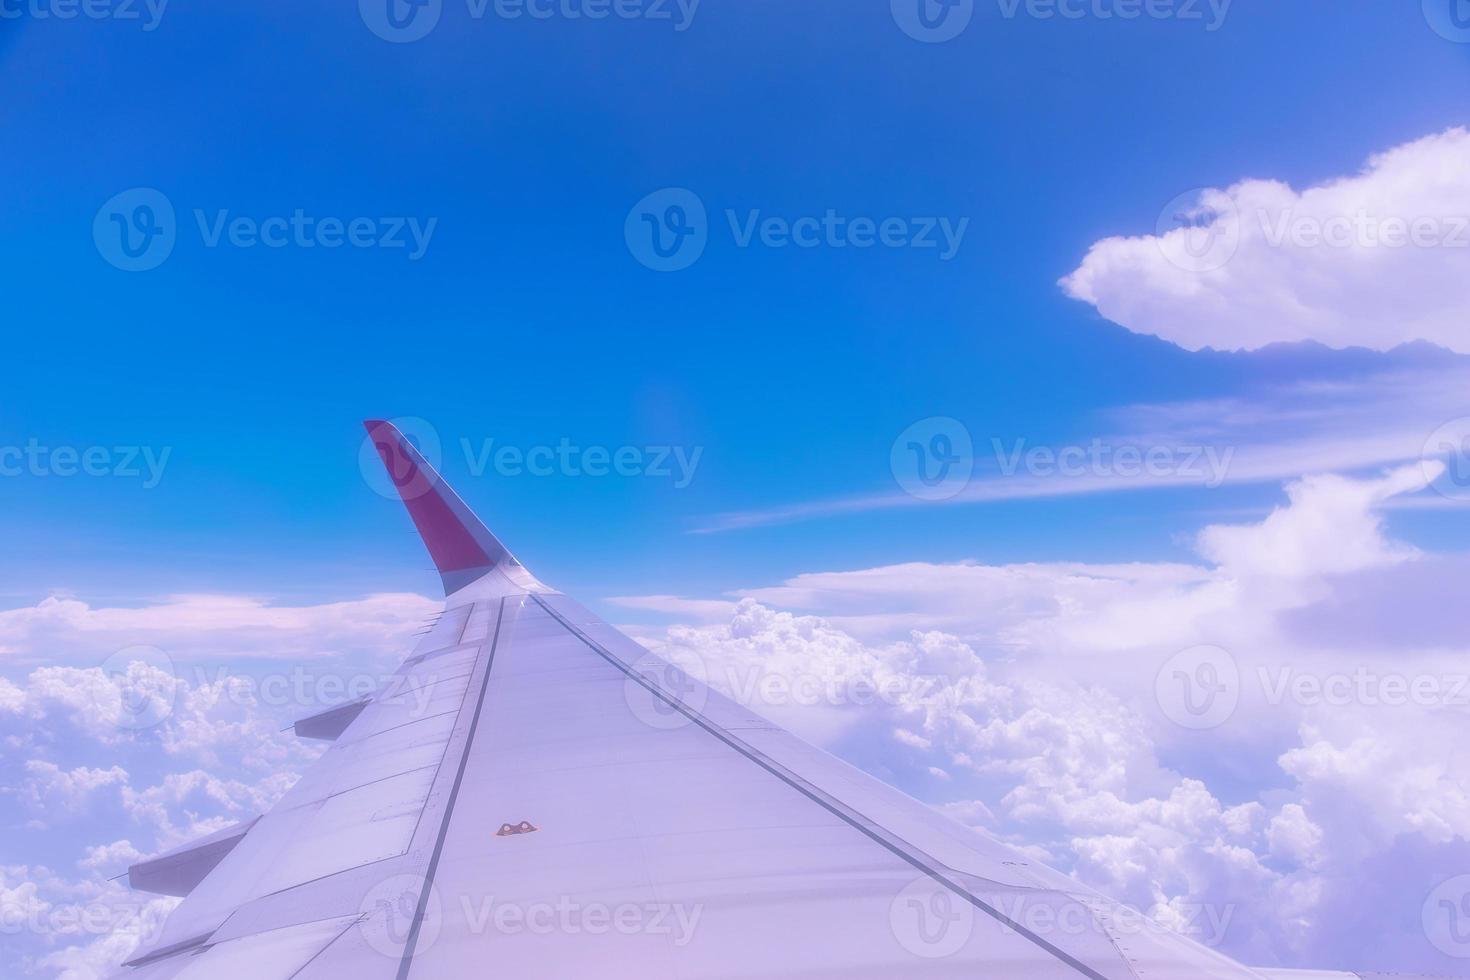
[4,3,1470,977]
[1,2,1467,606]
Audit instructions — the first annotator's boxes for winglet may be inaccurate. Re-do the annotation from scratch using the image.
[364,420,521,595]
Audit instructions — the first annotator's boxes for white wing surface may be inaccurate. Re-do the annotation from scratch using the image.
[112,420,1293,979]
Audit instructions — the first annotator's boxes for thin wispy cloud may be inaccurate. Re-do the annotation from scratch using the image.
[694,364,1470,533]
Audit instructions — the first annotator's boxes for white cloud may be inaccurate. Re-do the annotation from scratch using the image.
[1060,127,1470,353]
[10,663,178,743]
[120,769,293,845]
[76,842,143,874]
[1266,804,1324,868]
[0,592,438,666]
[37,918,169,980]
[13,763,129,817]
[606,594,739,620]
[0,862,178,980]
[0,611,347,978]
[696,364,1470,533]
[627,463,1470,971]
[1196,465,1428,580]
[0,677,23,712]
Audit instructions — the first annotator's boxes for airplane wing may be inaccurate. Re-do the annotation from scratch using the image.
[108,420,1306,979]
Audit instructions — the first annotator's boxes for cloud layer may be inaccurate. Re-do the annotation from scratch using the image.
[626,464,1470,972]
[5,466,1468,977]
[0,591,435,979]
[0,592,438,665]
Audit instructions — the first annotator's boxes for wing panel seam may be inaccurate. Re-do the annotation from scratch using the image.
[394,596,511,980]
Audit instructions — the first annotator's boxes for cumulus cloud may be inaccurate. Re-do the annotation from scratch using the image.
[1060,127,1470,353]
[13,763,129,817]
[0,708,305,977]
[0,862,177,980]
[1196,465,1429,579]
[0,660,326,773]
[0,617,359,976]
[1266,804,1325,868]
[76,843,143,874]
[119,769,294,845]
[628,463,1470,972]
[0,585,444,978]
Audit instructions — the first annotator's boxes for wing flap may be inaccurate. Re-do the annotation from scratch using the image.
[128,818,259,897]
